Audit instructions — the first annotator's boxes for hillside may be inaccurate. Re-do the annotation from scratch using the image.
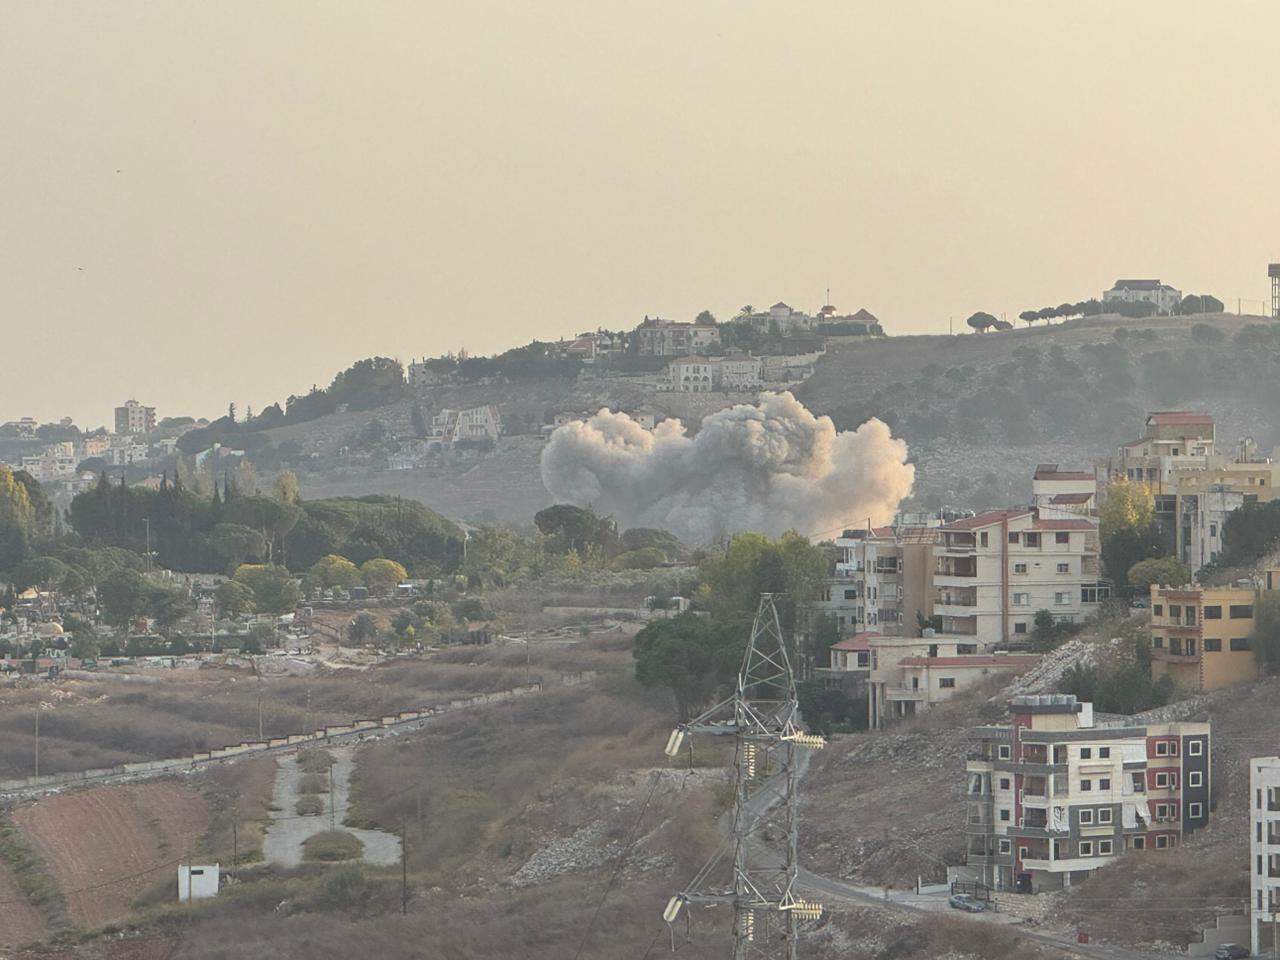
[237,310,1280,524]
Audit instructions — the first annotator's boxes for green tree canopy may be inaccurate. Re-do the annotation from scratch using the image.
[534,504,618,556]
[348,611,379,644]
[215,579,256,618]
[232,564,300,615]
[633,612,743,720]
[361,558,408,595]
[208,523,268,573]
[1220,500,1280,569]
[1126,557,1191,592]
[98,568,147,628]
[307,554,362,592]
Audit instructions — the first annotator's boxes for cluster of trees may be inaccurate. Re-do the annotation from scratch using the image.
[1173,294,1225,315]
[1098,480,1170,598]
[532,504,689,571]
[1216,500,1280,570]
[66,474,464,577]
[0,466,51,571]
[1058,626,1174,714]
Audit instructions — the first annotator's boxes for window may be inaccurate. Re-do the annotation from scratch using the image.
[1155,803,1169,819]
[980,531,989,547]
[1013,562,1028,574]
[1056,531,1070,544]
[1013,592,1030,606]
[1080,779,1092,791]
[1230,604,1254,619]
[844,589,857,600]
[998,839,1011,854]
[1000,809,1010,822]
[1008,532,1018,544]
[1189,740,1203,756]
[998,745,1011,760]
[1204,638,1222,652]
[1098,840,1113,855]
[1132,836,1146,850]
[1098,808,1113,824]
[999,777,1010,790]
[1156,741,1170,756]
[1057,562,1069,573]
[1099,778,1111,790]
[1014,622,1027,634]
[1080,747,1092,759]
[1185,608,1197,625]
[1055,592,1070,605]
[1025,533,1041,547]
[1155,773,1171,788]
[957,643,977,654]
[1210,523,1218,537]
[1099,747,1110,759]
[1156,835,1170,849]
[1079,809,1094,824]
[1231,637,1252,652]
[1170,604,1181,621]
[1131,772,1146,793]
[1079,841,1094,857]
[1153,604,1163,616]
[1189,771,1203,787]
[1153,636,1164,648]
[1203,605,1222,620]
[939,677,956,689]
[1189,802,1203,818]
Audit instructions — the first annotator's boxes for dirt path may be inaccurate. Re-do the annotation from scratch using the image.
[0,858,48,947]
[262,747,399,868]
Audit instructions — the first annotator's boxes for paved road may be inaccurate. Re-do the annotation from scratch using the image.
[262,746,400,868]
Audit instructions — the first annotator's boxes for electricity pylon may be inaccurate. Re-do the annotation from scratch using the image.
[662,595,824,960]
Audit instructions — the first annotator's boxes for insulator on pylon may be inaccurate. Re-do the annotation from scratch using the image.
[662,895,683,923]
[781,899,824,920]
[744,910,755,942]
[664,728,686,757]
[744,743,757,778]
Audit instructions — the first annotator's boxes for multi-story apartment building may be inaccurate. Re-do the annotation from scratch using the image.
[865,630,1034,728]
[815,525,935,636]
[935,509,1106,644]
[1149,568,1280,692]
[428,406,502,446]
[965,695,1210,893]
[1112,411,1215,490]
[657,356,765,392]
[632,317,720,356]
[1250,757,1280,957]
[114,400,156,436]
[19,442,77,482]
[1103,279,1182,315]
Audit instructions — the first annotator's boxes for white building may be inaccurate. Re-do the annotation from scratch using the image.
[1251,757,1280,956]
[717,356,765,391]
[178,863,220,901]
[429,406,502,446]
[1102,279,1182,315]
[114,399,156,435]
[658,356,763,393]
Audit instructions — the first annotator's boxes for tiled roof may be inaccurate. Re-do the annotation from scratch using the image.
[1033,464,1095,481]
[942,510,1031,531]
[1032,518,1097,531]
[897,655,1039,669]
[1112,279,1168,290]
[1147,411,1213,427]
[832,633,877,651]
[1050,492,1094,504]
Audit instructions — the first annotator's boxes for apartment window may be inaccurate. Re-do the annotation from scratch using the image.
[1057,562,1069,573]
[1169,604,1181,621]
[1013,592,1030,607]
[1008,532,1018,544]
[1156,835,1170,849]
[1189,771,1203,788]
[1153,604,1163,616]
[1098,808,1113,824]
[1014,622,1027,634]
[1099,778,1111,790]
[998,839,1011,854]
[1189,802,1203,818]
[1155,803,1169,819]
[1132,772,1146,793]
[1013,562,1028,574]
[1231,637,1252,651]
[980,531,989,547]
[1056,532,1070,544]
[1187,639,1197,656]
[1185,608,1197,625]
[1098,840,1113,855]
[1025,533,1041,547]
[999,809,1010,822]
[939,677,956,689]
[1155,741,1170,756]
[844,589,857,600]
[1080,747,1092,759]
[1079,841,1094,857]
[999,777,1010,790]
[1203,605,1222,620]
[1080,779,1092,791]
[1098,747,1110,759]
[1054,592,1070,605]
[1230,604,1254,619]
[1204,638,1222,652]
[1079,809,1094,825]
[1189,740,1203,756]
[998,745,1011,760]
[1210,523,1218,537]
[1153,636,1164,648]
[1132,836,1146,850]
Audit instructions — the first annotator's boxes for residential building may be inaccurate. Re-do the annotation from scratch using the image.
[661,358,718,393]
[2,418,38,436]
[1102,279,1182,315]
[79,435,111,459]
[816,525,936,636]
[632,317,720,357]
[866,631,1035,728]
[1250,757,1280,957]
[717,355,765,391]
[1112,411,1216,491]
[1032,464,1098,515]
[429,406,502,446]
[965,695,1211,893]
[20,442,77,482]
[817,633,873,698]
[935,509,1106,644]
[1148,569,1280,691]
[114,400,156,435]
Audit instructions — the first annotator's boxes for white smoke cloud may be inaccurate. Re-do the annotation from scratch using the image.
[539,392,915,545]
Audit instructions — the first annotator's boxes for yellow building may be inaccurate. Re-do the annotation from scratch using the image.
[1149,579,1273,691]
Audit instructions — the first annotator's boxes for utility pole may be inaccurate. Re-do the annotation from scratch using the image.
[401,822,409,915]
[33,703,39,778]
[662,596,825,960]
[329,761,336,832]
[257,692,264,741]
[232,815,239,879]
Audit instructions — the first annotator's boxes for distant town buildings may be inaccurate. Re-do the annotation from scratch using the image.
[427,405,503,447]
[964,695,1210,893]
[1102,279,1182,315]
[632,317,721,357]
[657,356,765,393]
[114,400,156,435]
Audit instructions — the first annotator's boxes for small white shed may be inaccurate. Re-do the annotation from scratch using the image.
[178,864,220,901]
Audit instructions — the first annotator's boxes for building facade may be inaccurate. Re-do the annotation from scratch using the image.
[1250,757,1280,957]
[632,318,720,356]
[114,400,156,436]
[1103,279,1182,314]
[965,695,1210,893]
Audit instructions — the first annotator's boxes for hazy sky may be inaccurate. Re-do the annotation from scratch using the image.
[5,1,1280,428]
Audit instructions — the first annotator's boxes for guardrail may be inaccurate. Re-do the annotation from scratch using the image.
[0,670,596,800]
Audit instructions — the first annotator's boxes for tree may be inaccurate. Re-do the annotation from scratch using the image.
[1099,479,1164,595]
[695,309,717,325]
[1126,557,1191,592]
[348,611,379,645]
[1030,609,1064,652]
[360,558,408,595]
[273,470,301,505]
[633,613,742,720]
[1220,501,1280,569]
[1099,479,1155,532]
[0,466,35,572]
[965,312,997,333]
[11,556,70,592]
[147,585,192,637]
[533,504,618,556]
[307,554,363,592]
[1190,322,1225,343]
[1250,592,1280,676]
[1018,310,1039,326]
[410,402,429,437]
[247,621,279,650]
[208,523,268,573]
[232,564,300,615]
[98,569,147,628]
[215,579,256,618]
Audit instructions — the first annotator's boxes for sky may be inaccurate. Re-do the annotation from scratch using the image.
[4,1,1280,428]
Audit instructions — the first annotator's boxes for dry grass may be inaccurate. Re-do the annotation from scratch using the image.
[193,756,275,867]
[295,796,323,817]
[302,831,363,862]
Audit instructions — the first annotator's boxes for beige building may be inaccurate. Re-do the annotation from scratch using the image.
[114,399,156,435]
[632,317,720,356]
[815,525,935,636]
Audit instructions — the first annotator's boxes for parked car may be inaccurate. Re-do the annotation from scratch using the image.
[948,894,985,913]
[1214,944,1250,960]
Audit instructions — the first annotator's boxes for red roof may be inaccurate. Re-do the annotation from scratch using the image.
[1033,464,1095,481]
[942,510,1031,531]
[832,633,877,651]
[897,655,1039,669]
[1031,518,1097,531]
[1049,492,1094,504]
[1147,411,1213,427]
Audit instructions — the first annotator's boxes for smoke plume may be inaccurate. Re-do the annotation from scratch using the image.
[539,392,915,545]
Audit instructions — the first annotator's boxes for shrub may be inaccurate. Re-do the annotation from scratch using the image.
[295,796,324,817]
[298,773,330,794]
[296,748,334,774]
[302,830,364,862]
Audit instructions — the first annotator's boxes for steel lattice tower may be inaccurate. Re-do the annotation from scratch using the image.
[1270,263,1280,319]
[662,596,824,960]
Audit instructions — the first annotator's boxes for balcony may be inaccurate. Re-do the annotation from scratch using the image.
[1151,647,1200,663]
[885,685,925,702]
